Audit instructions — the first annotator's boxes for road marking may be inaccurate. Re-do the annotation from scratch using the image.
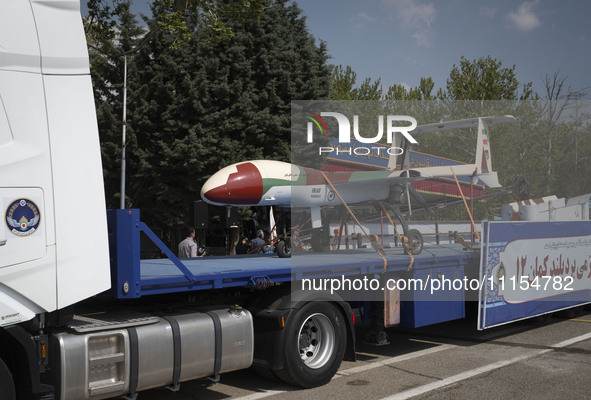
[335,344,455,377]
[232,344,455,400]
[380,351,550,400]
[551,331,591,348]
[571,318,591,323]
[232,388,296,400]
[380,331,591,400]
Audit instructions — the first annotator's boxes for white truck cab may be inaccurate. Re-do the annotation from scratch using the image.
[0,0,111,325]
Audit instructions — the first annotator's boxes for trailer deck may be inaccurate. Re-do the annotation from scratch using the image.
[107,209,479,298]
[142,244,476,282]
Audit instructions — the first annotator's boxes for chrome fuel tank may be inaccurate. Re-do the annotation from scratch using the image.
[50,307,253,400]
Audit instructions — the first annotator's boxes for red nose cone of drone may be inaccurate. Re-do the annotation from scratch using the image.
[202,162,264,205]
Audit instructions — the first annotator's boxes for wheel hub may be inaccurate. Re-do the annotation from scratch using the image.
[297,313,335,369]
[299,333,311,348]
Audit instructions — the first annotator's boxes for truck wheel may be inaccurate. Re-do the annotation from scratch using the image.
[405,229,423,255]
[0,358,16,400]
[277,238,291,258]
[275,302,346,388]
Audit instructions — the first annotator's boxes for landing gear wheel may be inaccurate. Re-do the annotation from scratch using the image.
[274,302,346,388]
[277,238,291,258]
[0,358,15,400]
[404,229,423,255]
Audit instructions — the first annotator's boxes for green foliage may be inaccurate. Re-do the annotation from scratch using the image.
[444,56,534,101]
[329,65,383,100]
[152,0,266,46]
[385,77,436,101]
[83,0,126,47]
[152,0,192,47]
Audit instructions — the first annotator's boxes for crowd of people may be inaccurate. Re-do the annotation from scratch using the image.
[177,226,275,258]
[178,208,283,258]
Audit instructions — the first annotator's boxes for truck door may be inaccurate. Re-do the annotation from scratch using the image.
[0,1,55,319]
[0,1,50,268]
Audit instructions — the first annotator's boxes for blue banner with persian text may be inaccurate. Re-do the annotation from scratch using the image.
[478,220,591,330]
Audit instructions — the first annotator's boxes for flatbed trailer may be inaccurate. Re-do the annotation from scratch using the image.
[108,209,477,334]
[111,209,478,298]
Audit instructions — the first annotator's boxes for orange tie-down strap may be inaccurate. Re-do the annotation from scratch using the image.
[319,170,417,271]
[377,201,414,270]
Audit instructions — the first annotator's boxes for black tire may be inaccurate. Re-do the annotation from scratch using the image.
[274,302,346,388]
[0,358,16,400]
[405,229,423,255]
[277,238,291,258]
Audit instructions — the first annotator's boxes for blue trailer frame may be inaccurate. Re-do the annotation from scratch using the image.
[107,209,480,304]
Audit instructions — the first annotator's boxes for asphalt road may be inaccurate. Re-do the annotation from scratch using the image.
[129,306,591,400]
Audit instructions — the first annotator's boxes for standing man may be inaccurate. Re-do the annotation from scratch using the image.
[250,230,266,254]
[178,226,197,258]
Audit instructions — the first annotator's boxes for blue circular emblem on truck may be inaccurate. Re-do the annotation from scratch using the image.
[5,198,41,236]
